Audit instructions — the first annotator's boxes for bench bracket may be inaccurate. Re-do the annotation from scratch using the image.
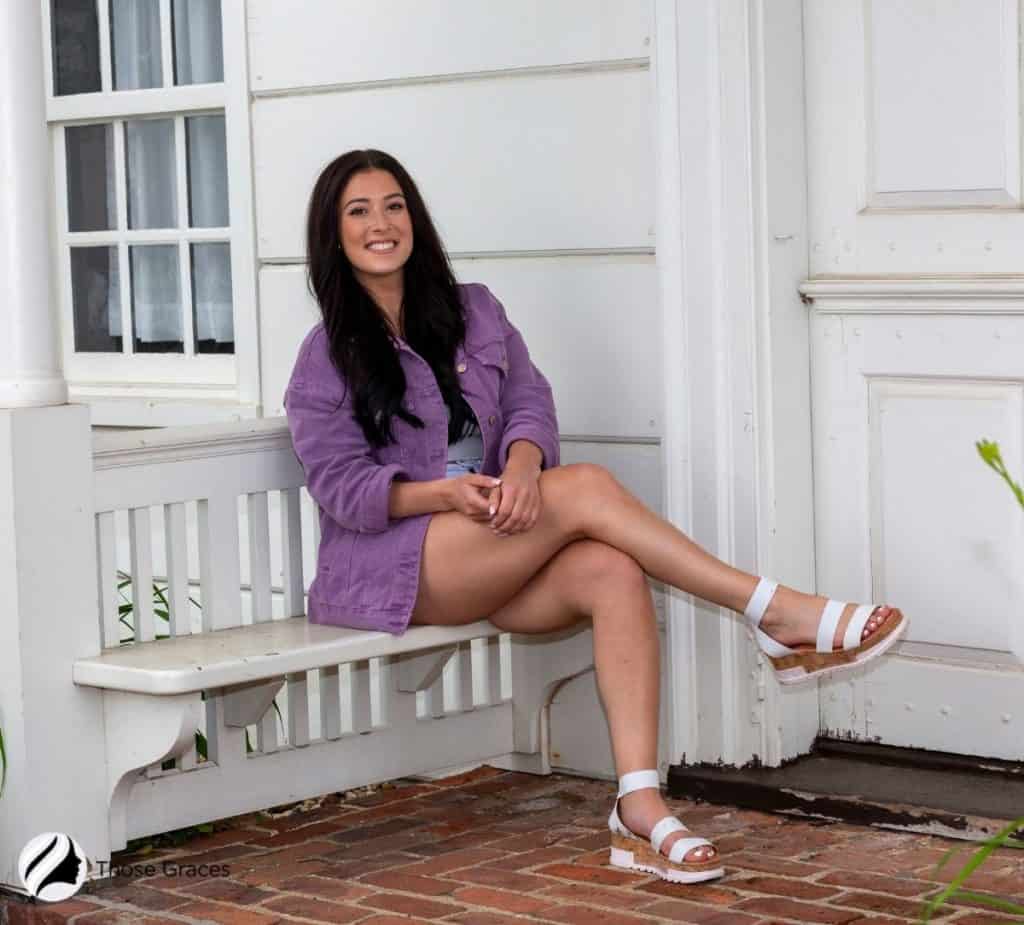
[104,690,202,850]
[221,678,286,728]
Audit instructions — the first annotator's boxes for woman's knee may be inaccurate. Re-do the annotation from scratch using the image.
[540,463,623,533]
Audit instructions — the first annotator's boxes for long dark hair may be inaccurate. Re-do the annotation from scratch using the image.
[304,149,476,448]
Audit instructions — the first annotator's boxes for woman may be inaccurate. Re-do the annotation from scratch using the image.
[285,149,908,885]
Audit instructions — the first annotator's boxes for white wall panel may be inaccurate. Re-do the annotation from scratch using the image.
[259,257,660,439]
[252,68,653,259]
[248,0,650,93]
[805,0,1024,275]
[869,379,1022,652]
[811,302,1024,758]
[867,0,1017,205]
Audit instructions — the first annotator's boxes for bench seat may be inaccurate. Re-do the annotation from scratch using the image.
[72,617,501,695]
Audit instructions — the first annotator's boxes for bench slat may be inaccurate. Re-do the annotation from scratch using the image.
[72,617,502,695]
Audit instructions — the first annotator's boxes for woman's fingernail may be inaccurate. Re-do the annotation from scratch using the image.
[489,506,495,516]
[493,479,501,485]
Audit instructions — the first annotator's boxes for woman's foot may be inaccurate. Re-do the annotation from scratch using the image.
[758,584,896,651]
[617,788,717,864]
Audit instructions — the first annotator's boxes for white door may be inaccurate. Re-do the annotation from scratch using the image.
[803,0,1024,760]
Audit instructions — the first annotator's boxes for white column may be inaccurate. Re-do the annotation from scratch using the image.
[654,0,817,768]
[0,1,109,891]
[0,0,68,407]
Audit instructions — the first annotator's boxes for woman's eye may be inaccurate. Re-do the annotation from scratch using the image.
[348,207,366,217]
[388,202,405,211]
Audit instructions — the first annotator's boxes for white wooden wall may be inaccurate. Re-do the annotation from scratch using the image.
[801,0,1024,760]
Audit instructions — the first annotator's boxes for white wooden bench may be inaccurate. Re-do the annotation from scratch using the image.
[71,419,593,863]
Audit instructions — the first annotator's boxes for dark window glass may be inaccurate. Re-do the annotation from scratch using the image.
[66,123,116,232]
[51,0,102,96]
[71,246,122,352]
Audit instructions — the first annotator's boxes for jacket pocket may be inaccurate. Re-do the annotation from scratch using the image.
[467,339,508,409]
[317,530,355,593]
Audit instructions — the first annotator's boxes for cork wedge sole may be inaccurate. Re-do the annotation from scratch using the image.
[769,608,908,685]
[609,831,725,884]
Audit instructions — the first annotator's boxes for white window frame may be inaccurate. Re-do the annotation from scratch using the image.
[41,0,259,426]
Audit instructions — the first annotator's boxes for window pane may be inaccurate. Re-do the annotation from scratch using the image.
[191,243,233,353]
[51,0,102,96]
[173,0,224,85]
[71,246,122,352]
[125,118,177,229]
[66,124,116,232]
[111,0,162,90]
[186,115,229,227]
[131,245,182,352]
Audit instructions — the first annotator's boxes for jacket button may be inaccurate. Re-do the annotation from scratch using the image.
[457,362,467,373]
[488,415,495,426]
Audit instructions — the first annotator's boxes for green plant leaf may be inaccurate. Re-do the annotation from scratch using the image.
[921,817,1024,922]
[195,730,208,760]
[976,440,1024,511]
[950,890,1024,916]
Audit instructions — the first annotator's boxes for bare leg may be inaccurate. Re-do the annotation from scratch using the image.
[410,463,897,862]
[413,463,893,648]
[426,537,709,862]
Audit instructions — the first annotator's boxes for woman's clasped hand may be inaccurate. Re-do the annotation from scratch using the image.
[444,461,543,537]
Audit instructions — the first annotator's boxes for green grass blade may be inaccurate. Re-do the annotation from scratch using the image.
[951,890,1024,916]
[922,818,1024,922]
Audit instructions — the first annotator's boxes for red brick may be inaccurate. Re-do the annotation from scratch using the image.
[637,881,740,905]
[733,896,864,923]
[273,875,374,901]
[481,845,579,870]
[260,894,365,922]
[2,898,102,925]
[833,889,951,918]
[729,874,840,900]
[407,829,508,856]
[231,858,333,887]
[726,852,828,877]
[817,868,931,896]
[448,864,553,892]
[698,914,766,925]
[316,853,419,880]
[538,881,659,911]
[447,913,531,925]
[450,885,557,915]
[65,912,149,924]
[355,917,433,925]
[534,862,647,887]
[538,905,659,925]
[633,898,726,923]
[358,892,463,919]
[172,900,283,925]
[359,870,460,896]
[249,819,352,849]
[176,878,276,905]
[235,839,338,870]
[392,847,506,876]
[557,831,609,851]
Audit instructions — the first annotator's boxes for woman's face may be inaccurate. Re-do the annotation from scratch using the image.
[338,169,414,286]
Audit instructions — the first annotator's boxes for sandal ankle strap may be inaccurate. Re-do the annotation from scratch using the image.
[617,769,660,797]
[744,577,779,628]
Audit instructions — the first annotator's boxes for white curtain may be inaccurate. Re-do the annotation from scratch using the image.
[173,0,224,84]
[111,0,161,90]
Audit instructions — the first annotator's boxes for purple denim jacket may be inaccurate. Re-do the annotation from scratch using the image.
[284,282,560,634]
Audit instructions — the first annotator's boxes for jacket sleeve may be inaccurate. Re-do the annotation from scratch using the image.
[284,377,412,535]
[490,289,561,470]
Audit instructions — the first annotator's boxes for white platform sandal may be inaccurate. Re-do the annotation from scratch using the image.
[745,578,908,686]
[608,769,724,884]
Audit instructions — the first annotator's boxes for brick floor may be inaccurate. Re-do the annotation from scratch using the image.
[2,766,1023,924]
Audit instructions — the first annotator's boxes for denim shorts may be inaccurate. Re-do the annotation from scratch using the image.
[445,457,484,478]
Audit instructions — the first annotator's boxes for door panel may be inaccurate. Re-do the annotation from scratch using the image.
[812,308,1024,759]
